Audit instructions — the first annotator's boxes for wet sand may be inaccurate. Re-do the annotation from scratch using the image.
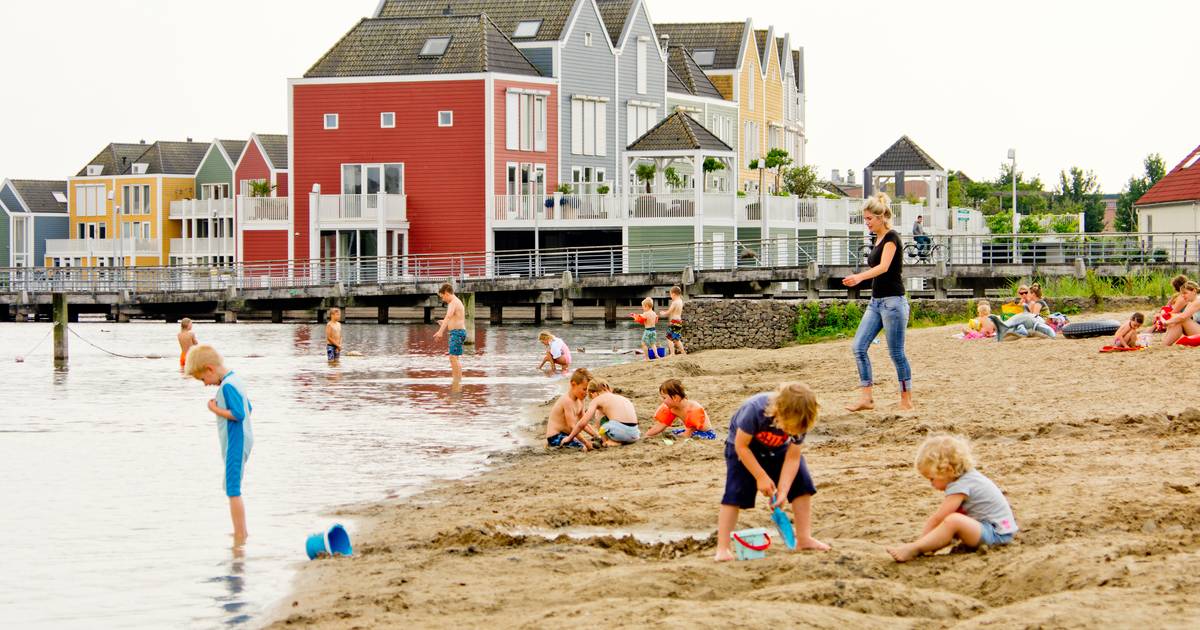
[270,312,1200,629]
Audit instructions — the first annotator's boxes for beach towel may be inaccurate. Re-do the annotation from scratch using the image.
[1099,345,1144,353]
[1000,303,1024,321]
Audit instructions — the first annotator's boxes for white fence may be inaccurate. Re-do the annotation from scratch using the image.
[240,196,290,222]
[315,194,407,223]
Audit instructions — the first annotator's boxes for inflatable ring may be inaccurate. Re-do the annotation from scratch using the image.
[1061,320,1120,339]
[1175,334,1200,347]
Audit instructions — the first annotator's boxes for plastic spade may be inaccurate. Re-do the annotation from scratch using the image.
[771,495,797,550]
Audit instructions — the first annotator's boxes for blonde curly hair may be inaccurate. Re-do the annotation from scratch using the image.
[914,435,975,480]
[765,382,819,437]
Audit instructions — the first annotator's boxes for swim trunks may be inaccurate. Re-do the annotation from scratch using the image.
[326,344,340,361]
[448,329,467,356]
[641,328,658,347]
[599,417,640,443]
[722,443,815,509]
[546,432,584,449]
[667,320,684,341]
[180,349,188,367]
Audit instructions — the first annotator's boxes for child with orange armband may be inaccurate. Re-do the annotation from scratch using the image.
[644,378,717,440]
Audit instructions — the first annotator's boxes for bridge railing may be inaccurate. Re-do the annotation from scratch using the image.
[3,233,1200,296]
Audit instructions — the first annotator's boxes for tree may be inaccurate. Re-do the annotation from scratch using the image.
[764,148,792,193]
[1115,153,1166,233]
[635,163,657,193]
[782,164,820,197]
[1053,167,1104,233]
[663,166,683,190]
[248,180,276,198]
[947,176,966,208]
[702,157,726,193]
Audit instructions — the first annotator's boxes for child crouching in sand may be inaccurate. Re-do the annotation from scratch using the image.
[644,378,716,439]
[537,330,572,374]
[1113,312,1145,348]
[961,302,997,339]
[185,345,254,545]
[561,379,640,446]
[888,435,1018,562]
[715,383,829,561]
[545,369,595,451]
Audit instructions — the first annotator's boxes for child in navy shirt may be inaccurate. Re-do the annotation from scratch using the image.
[715,383,830,561]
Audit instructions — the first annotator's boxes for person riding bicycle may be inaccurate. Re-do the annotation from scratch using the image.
[912,215,931,257]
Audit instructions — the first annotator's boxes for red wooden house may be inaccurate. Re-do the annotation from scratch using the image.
[289,14,556,277]
[234,133,291,265]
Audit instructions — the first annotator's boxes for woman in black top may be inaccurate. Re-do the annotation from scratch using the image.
[842,193,913,411]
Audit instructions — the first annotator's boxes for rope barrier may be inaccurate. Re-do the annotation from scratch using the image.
[14,327,53,362]
[66,326,162,360]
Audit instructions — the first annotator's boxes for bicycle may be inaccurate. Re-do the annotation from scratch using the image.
[903,238,947,264]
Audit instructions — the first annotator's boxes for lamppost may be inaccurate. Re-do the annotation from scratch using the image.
[757,157,767,266]
[1008,148,1019,264]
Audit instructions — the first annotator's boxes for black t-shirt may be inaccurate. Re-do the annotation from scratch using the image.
[867,230,905,298]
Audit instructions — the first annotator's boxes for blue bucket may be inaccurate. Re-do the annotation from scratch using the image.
[655,347,667,359]
[306,523,353,560]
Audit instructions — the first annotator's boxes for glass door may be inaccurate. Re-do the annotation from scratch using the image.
[365,166,382,217]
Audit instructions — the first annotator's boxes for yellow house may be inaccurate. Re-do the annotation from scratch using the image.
[47,140,208,267]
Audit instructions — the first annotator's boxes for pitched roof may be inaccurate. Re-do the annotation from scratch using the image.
[376,0,575,42]
[776,37,786,68]
[595,0,635,47]
[7,180,68,214]
[77,142,149,177]
[653,22,745,70]
[754,29,770,67]
[627,111,732,153]
[1135,144,1200,206]
[218,140,247,165]
[305,15,540,78]
[793,49,803,92]
[867,136,944,173]
[123,140,210,175]
[256,134,289,170]
[666,46,723,99]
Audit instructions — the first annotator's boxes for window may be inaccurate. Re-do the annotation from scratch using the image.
[86,165,103,176]
[52,191,68,204]
[122,184,151,215]
[505,91,547,152]
[381,112,395,128]
[130,163,148,175]
[626,103,658,144]
[342,163,405,196]
[239,178,266,197]
[744,121,760,167]
[99,224,106,239]
[438,111,454,127]
[693,49,716,66]
[571,167,608,194]
[75,184,105,216]
[324,113,339,130]
[748,74,755,110]
[78,223,86,239]
[570,97,608,157]
[419,36,451,57]
[513,20,541,39]
[636,39,647,94]
[584,32,592,47]
[201,183,229,200]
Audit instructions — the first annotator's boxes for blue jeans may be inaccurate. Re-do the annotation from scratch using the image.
[851,296,912,392]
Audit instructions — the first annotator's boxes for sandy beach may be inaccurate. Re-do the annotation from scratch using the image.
[270,311,1200,629]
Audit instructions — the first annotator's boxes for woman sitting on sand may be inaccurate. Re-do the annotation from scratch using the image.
[1162,281,1200,346]
[991,283,1056,340]
[1154,274,1191,333]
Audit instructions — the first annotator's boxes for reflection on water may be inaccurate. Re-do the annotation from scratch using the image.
[0,321,640,629]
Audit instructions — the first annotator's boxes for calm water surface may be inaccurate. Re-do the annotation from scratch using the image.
[0,321,641,629]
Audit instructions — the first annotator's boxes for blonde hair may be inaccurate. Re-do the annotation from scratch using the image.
[862,192,893,227]
[642,297,654,309]
[977,302,991,316]
[765,382,819,437]
[587,379,611,394]
[183,344,223,379]
[538,330,553,342]
[1029,283,1043,299]
[1184,281,1199,293]
[915,435,975,480]
[180,317,192,330]
[569,368,593,386]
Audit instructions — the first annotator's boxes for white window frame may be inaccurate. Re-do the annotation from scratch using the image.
[626,103,658,144]
[324,113,339,130]
[419,36,452,57]
[513,20,542,39]
[693,49,716,66]
[86,165,102,176]
[438,111,454,127]
[584,32,592,47]
[505,90,548,152]
[122,184,151,216]
[381,112,396,128]
[201,183,229,200]
[636,38,648,94]
[340,162,406,196]
[131,163,148,175]
[570,96,608,157]
[748,73,755,111]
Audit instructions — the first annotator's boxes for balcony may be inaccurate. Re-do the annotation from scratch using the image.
[169,237,235,258]
[314,194,407,226]
[44,238,160,259]
[239,196,290,224]
[169,198,234,220]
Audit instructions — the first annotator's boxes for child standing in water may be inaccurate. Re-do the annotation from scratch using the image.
[714,383,829,561]
[185,345,254,545]
[1112,312,1145,348]
[178,318,198,368]
[661,286,687,356]
[645,378,716,439]
[537,331,572,373]
[887,435,1017,562]
[325,308,343,361]
[637,298,660,360]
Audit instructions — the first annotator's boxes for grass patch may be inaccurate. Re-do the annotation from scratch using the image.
[1007,270,1183,305]
[794,300,976,345]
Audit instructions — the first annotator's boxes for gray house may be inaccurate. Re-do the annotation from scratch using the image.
[0,179,69,267]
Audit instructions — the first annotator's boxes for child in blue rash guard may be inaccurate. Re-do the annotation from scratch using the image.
[714,383,830,561]
[185,344,254,545]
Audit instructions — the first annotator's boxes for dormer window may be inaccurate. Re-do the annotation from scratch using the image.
[131,163,148,175]
[693,49,716,66]
[86,165,102,176]
[419,36,451,57]
[513,20,542,39]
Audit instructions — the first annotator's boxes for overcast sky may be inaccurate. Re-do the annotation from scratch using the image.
[1,0,1196,192]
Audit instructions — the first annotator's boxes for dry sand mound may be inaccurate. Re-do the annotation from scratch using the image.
[272,313,1200,629]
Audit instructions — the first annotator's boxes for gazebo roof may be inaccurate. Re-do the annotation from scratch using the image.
[868,135,943,172]
[626,111,733,154]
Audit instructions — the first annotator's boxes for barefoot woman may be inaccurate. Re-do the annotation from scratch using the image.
[843,193,913,411]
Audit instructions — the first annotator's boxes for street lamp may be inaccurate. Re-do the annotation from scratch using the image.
[757,157,768,265]
[1007,148,1018,234]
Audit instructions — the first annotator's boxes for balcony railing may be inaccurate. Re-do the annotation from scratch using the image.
[626,193,696,218]
[169,237,235,257]
[44,238,160,259]
[315,193,407,224]
[169,198,234,220]
[240,196,290,223]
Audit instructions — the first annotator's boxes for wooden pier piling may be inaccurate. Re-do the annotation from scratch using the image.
[52,293,68,364]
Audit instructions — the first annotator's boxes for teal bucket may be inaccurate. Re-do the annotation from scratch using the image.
[731,527,771,560]
[306,523,353,560]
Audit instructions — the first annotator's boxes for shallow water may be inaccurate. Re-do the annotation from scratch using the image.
[0,321,641,629]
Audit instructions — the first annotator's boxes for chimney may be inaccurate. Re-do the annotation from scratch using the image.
[831,169,841,183]
[139,139,146,144]
[659,33,670,49]
[847,169,856,185]
[186,137,193,142]
[442,2,452,15]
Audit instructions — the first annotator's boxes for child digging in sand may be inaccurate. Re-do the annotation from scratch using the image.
[545,369,596,450]
[185,345,254,545]
[561,379,640,446]
[887,435,1017,562]
[644,378,716,439]
[1113,312,1145,348]
[714,383,829,561]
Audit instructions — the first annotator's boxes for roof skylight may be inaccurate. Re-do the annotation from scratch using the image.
[693,49,716,66]
[52,191,68,203]
[419,36,452,57]
[513,20,542,39]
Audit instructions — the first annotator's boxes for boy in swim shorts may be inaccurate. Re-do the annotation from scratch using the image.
[660,286,686,356]
[185,344,254,546]
[545,369,595,450]
[562,379,640,446]
[644,378,716,439]
[178,318,198,368]
[638,298,659,360]
[433,283,467,379]
[325,308,343,361]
